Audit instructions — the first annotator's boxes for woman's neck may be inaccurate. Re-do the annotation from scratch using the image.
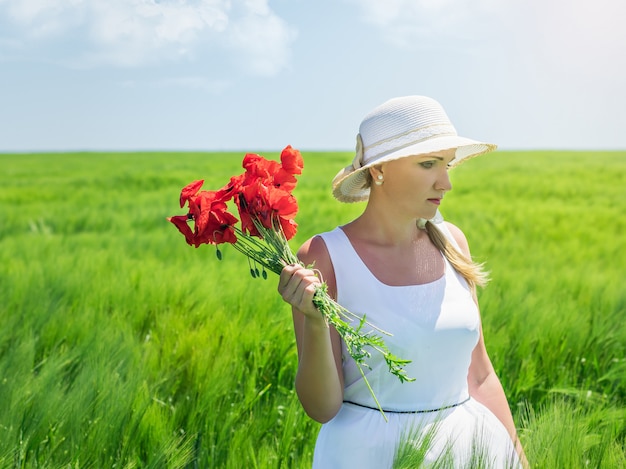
[343,209,426,248]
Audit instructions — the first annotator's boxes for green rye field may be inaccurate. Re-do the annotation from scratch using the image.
[0,150,624,468]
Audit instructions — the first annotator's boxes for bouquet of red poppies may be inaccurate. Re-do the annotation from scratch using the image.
[168,146,414,418]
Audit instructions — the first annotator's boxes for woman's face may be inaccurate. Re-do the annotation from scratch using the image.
[373,149,455,220]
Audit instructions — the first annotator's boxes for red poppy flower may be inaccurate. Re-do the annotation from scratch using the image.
[193,209,238,246]
[220,173,246,201]
[241,151,301,192]
[236,181,269,237]
[236,180,298,240]
[170,146,301,246]
[280,145,304,175]
[242,153,280,180]
[167,215,195,245]
[265,184,298,220]
[187,190,238,247]
[180,179,205,208]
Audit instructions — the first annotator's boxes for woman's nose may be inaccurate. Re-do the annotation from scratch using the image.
[436,169,452,192]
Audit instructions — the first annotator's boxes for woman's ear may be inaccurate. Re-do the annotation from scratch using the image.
[370,165,385,186]
[369,165,383,179]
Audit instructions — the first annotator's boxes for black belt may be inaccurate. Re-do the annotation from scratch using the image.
[343,396,470,414]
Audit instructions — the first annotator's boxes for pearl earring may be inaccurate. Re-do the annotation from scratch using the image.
[375,174,383,186]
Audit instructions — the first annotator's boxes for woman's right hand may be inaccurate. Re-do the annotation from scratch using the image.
[280,241,345,423]
[278,264,324,321]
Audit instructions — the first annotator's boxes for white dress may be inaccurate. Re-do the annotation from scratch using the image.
[312,225,521,468]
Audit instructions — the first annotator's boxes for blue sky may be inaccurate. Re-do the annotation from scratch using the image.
[1,0,624,152]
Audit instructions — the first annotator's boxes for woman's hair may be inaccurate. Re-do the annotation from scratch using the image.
[363,171,489,290]
[424,221,489,290]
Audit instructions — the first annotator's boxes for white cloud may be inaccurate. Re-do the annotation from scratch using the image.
[1,0,87,37]
[225,3,297,76]
[80,0,230,66]
[346,0,626,74]
[0,0,296,74]
[344,0,502,47]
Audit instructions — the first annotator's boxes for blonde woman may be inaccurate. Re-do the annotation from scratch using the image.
[278,96,527,468]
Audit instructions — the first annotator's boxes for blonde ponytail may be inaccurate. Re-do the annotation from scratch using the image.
[425,221,489,291]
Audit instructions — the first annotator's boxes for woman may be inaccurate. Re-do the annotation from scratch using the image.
[278,96,527,468]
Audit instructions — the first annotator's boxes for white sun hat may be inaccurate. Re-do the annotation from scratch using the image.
[332,95,497,203]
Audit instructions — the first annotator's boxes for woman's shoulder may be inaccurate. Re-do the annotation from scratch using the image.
[296,234,330,265]
[296,233,337,296]
[443,221,472,257]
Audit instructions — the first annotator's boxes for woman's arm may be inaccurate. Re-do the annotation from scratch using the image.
[468,330,527,464]
[446,222,528,466]
[278,236,344,423]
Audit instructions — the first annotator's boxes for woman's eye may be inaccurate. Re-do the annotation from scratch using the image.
[420,161,435,169]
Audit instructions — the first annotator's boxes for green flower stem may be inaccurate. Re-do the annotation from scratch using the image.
[225,219,414,420]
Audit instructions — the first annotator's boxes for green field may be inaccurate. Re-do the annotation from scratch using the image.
[0,150,625,468]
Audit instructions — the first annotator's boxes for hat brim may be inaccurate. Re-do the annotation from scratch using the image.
[332,135,497,203]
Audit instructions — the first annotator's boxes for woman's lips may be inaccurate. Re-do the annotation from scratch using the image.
[427,198,441,206]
